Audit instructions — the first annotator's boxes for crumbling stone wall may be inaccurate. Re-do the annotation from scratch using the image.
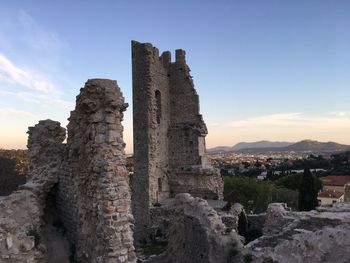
[235,203,350,262]
[0,120,66,262]
[56,79,135,262]
[169,167,223,200]
[168,49,208,168]
[25,120,66,202]
[344,183,350,202]
[162,194,242,263]
[0,190,44,262]
[132,43,172,242]
[132,41,223,243]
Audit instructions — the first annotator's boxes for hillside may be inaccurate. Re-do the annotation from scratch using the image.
[232,141,292,151]
[208,140,350,153]
[208,141,292,153]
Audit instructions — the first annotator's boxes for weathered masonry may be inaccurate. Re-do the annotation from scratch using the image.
[25,80,136,263]
[132,41,223,242]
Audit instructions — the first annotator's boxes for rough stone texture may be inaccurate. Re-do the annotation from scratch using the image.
[219,203,247,234]
[161,194,242,263]
[3,78,136,263]
[262,203,293,235]
[239,224,350,263]
[58,79,136,262]
[344,182,350,202]
[25,119,66,203]
[0,190,44,262]
[169,167,223,200]
[263,224,350,263]
[132,41,223,243]
[234,202,350,262]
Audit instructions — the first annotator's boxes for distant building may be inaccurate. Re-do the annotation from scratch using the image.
[317,189,344,206]
[320,175,350,193]
[257,171,267,180]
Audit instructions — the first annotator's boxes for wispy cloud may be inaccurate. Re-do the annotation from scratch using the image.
[328,111,350,117]
[0,9,67,55]
[207,112,350,147]
[226,112,350,129]
[0,107,36,118]
[0,90,73,109]
[0,10,73,112]
[0,53,55,93]
[226,113,305,127]
[16,10,66,52]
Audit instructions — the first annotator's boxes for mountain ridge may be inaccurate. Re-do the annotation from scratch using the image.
[208,140,350,153]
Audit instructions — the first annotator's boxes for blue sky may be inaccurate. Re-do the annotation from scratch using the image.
[0,0,350,152]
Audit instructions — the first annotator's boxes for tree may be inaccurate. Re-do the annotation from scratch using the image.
[224,177,298,213]
[298,168,319,211]
[0,155,26,196]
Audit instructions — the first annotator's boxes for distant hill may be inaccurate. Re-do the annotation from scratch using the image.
[232,141,292,151]
[284,140,350,152]
[208,140,293,153]
[208,140,350,153]
[208,146,234,153]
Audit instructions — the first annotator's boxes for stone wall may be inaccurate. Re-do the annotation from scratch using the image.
[344,183,350,202]
[169,167,223,200]
[132,41,223,243]
[0,120,66,262]
[0,190,44,262]
[168,49,208,168]
[56,79,136,262]
[25,120,66,203]
[132,42,171,243]
[235,203,350,262]
[162,194,242,263]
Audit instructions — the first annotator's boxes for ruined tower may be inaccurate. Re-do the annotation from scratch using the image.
[58,79,136,262]
[132,41,223,242]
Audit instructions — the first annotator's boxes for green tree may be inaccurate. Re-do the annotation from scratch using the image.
[0,155,26,196]
[298,168,319,211]
[224,177,298,213]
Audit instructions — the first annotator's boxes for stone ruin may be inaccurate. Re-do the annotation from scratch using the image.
[0,80,136,262]
[1,41,350,263]
[131,41,223,243]
[58,79,135,262]
[237,203,350,263]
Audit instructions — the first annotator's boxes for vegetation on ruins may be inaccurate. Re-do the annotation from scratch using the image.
[141,241,168,256]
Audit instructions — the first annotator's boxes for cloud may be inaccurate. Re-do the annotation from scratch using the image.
[0,10,73,111]
[0,53,55,93]
[207,112,350,147]
[0,107,36,118]
[328,111,350,117]
[0,90,73,109]
[226,112,305,127]
[0,9,67,55]
[226,112,350,129]
[16,10,66,52]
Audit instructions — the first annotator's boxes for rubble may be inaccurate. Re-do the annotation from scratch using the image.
[236,202,350,262]
[0,190,43,262]
[158,194,243,263]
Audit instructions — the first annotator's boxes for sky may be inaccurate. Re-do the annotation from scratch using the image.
[0,0,350,153]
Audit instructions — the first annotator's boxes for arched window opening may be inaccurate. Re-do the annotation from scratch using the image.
[158,178,162,192]
[155,90,161,124]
